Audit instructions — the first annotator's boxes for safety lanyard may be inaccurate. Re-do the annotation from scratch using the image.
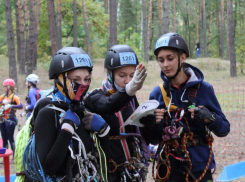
[116,111,131,161]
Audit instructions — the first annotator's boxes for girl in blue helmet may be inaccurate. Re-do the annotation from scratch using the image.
[149,33,230,182]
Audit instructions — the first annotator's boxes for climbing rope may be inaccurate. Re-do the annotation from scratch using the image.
[152,115,214,182]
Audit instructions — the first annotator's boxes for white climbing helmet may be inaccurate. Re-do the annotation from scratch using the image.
[26,74,39,85]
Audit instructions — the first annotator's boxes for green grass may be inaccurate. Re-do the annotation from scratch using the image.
[1,56,245,180]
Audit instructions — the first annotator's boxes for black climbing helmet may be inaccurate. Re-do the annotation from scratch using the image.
[104,44,139,70]
[154,32,189,57]
[49,47,93,79]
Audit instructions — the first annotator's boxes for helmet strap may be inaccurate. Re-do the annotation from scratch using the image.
[62,73,73,100]
[107,70,114,84]
[166,51,182,80]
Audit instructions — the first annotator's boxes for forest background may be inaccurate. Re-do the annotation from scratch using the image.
[0,0,244,92]
[1,0,245,181]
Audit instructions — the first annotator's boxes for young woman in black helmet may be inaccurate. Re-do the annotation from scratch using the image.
[149,33,230,182]
[84,44,155,182]
[24,47,110,182]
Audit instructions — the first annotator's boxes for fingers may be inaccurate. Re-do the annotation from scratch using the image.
[188,107,200,119]
[155,109,165,124]
[188,108,194,119]
[137,63,145,71]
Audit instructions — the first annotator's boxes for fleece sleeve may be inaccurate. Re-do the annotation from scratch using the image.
[35,108,72,176]
[204,85,230,137]
[26,89,37,111]
[84,89,133,115]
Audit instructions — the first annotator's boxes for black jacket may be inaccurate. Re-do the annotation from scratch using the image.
[33,98,110,177]
[84,88,139,164]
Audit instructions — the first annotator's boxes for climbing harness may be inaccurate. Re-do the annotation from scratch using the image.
[152,84,214,182]
[108,108,149,182]
[22,104,108,182]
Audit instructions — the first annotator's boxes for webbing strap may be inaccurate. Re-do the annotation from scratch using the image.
[116,111,131,161]
[158,84,177,111]
[93,134,108,182]
[187,84,199,106]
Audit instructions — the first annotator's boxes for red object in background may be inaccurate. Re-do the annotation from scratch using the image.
[0,149,13,182]
[0,138,2,148]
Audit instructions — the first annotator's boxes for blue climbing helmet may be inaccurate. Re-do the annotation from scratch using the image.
[49,47,93,102]
[154,32,189,57]
[49,47,93,79]
[104,44,139,83]
[154,33,189,79]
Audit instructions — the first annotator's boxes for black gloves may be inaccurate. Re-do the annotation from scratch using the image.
[194,106,216,125]
[139,114,156,129]
[139,114,156,145]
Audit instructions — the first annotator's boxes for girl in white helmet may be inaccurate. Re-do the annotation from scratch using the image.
[25,74,40,118]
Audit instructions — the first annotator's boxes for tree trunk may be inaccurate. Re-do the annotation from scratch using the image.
[47,0,58,56]
[17,0,25,74]
[158,0,163,36]
[220,0,225,58]
[142,0,148,62]
[163,0,169,33]
[202,0,207,57]
[173,0,176,32]
[195,1,198,41]
[82,0,91,56]
[4,0,18,90]
[14,0,20,65]
[226,13,230,60]
[73,0,78,47]
[57,0,62,49]
[208,3,213,44]
[227,0,237,77]
[147,0,153,53]
[199,0,202,57]
[24,0,29,72]
[33,0,41,70]
[108,0,117,48]
[26,0,36,75]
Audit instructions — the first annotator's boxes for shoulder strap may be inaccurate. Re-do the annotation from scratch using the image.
[36,89,41,100]
[11,93,15,104]
[158,83,177,111]
[187,84,199,108]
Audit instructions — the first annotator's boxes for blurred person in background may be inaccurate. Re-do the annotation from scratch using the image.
[25,74,40,118]
[0,78,23,163]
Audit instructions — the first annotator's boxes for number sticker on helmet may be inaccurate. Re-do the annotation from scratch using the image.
[119,52,136,65]
[71,54,93,68]
[155,36,170,50]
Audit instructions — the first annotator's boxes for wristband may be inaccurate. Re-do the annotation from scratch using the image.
[61,123,75,134]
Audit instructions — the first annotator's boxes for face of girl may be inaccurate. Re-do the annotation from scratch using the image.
[67,68,91,85]
[3,86,12,94]
[113,66,136,88]
[157,49,185,78]
[3,86,8,93]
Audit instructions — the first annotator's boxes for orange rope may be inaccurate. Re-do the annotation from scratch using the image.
[152,116,214,182]
[109,135,129,140]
